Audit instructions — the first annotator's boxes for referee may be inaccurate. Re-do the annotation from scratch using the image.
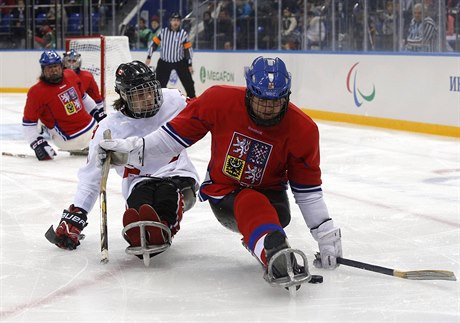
[145,12,196,98]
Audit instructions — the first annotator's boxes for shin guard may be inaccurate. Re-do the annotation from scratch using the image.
[234,189,284,265]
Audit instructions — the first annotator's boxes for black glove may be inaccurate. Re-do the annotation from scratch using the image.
[30,136,56,161]
[54,205,88,250]
[90,107,107,122]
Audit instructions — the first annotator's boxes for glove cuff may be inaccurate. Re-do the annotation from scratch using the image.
[30,136,46,150]
[61,205,88,231]
[311,219,339,241]
[68,204,87,215]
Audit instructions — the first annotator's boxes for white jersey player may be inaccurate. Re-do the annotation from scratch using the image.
[47,61,199,261]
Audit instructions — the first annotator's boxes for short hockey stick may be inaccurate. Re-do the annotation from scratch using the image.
[100,129,112,264]
[317,254,456,281]
[2,151,32,158]
[58,148,89,156]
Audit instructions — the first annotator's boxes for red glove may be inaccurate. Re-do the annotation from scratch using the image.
[54,205,88,250]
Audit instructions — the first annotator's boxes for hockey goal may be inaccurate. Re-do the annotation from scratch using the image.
[65,35,132,104]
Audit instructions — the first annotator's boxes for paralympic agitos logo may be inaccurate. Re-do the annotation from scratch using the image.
[346,62,376,107]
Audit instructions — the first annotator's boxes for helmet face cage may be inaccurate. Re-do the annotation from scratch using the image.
[115,61,163,119]
[244,56,291,126]
[63,49,82,70]
[245,93,290,127]
[120,79,163,119]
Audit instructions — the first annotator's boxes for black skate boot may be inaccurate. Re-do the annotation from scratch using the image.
[263,231,311,291]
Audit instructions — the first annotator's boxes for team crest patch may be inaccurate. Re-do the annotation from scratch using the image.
[223,132,272,186]
[59,87,82,115]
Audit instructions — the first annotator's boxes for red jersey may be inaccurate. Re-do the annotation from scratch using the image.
[165,85,322,201]
[23,69,95,139]
[77,69,103,104]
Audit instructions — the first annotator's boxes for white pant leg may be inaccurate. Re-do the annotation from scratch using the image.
[50,122,97,151]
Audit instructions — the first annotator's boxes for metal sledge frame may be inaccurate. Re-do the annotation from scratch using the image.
[264,248,312,289]
[122,221,172,267]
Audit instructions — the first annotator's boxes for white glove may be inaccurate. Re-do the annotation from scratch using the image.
[97,137,145,168]
[311,220,342,269]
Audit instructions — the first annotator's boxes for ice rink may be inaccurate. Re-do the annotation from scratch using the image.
[1,93,459,323]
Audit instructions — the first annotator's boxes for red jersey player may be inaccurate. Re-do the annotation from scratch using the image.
[22,50,102,160]
[98,56,343,291]
[63,49,105,121]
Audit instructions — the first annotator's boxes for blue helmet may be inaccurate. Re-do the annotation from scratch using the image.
[39,50,62,68]
[245,56,291,100]
[244,56,291,126]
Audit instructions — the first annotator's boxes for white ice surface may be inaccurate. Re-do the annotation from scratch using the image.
[1,93,459,323]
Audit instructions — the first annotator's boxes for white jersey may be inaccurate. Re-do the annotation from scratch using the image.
[73,88,200,213]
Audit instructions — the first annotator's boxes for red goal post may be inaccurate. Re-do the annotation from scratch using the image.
[65,35,132,102]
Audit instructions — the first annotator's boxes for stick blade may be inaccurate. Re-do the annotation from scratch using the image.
[45,225,58,244]
[395,270,457,281]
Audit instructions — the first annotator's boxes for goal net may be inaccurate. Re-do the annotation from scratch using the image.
[65,35,132,106]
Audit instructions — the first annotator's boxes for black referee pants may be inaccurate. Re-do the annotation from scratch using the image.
[156,58,196,98]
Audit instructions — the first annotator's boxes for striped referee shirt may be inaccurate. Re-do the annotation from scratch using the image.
[147,27,193,65]
[406,16,438,52]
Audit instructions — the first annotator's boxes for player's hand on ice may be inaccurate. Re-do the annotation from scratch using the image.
[90,107,107,122]
[311,220,342,269]
[54,205,87,250]
[97,137,145,168]
[30,136,56,161]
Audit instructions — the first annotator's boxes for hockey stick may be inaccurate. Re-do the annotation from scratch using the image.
[315,254,456,281]
[100,129,112,264]
[2,151,32,158]
[58,148,89,156]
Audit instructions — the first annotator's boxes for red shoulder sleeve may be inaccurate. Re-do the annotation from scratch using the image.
[23,84,42,123]
[167,86,227,144]
[286,108,323,186]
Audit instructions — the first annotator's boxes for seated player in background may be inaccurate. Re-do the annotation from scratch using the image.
[97,56,343,290]
[63,49,106,122]
[22,50,106,161]
[48,61,199,262]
